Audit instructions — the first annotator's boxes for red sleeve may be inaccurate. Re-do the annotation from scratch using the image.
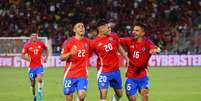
[41,41,48,49]
[61,39,72,54]
[111,32,120,46]
[21,43,28,55]
[146,39,157,49]
[120,37,130,47]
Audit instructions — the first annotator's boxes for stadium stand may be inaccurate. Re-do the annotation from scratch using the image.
[0,0,201,54]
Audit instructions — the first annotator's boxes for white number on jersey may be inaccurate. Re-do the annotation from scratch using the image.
[104,43,113,52]
[133,51,140,59]
[78,49,86,57]
[34,49,39,55]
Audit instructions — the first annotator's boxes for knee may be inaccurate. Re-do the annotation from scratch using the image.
[100,89,107,99]
[78,91,87,100]
[116,91,123,98]
[140,89,149,96]
[66,94,73,101]
[38,78,42,83]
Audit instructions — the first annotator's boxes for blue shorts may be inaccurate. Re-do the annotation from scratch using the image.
[28,66,44,80]
[63,78,88,95]
[125,76,149,96]
[97,69,122,90]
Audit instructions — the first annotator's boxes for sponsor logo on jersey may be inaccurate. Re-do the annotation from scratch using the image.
[142,47,146,52]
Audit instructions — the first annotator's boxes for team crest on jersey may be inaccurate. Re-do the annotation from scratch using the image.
[142,47,146,52]
[84,43,88,48]
[109,37,113,42]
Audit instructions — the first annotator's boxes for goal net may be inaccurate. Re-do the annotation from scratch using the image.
[0,37,50,56]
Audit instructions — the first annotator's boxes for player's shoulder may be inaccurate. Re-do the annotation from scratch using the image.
[143,37,156,48]
[83,37,91,42]
[62,37,74,47]
[109,32,119,38]
[120,37,132,41]
[23,41,31,48]
[92,36,100,43]
[64,37,74,44]
[143,37,153,43]
[37,40,45,45]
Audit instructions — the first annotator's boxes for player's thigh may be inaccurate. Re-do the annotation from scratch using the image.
[125,78,138,97]
[64,78,75,95]
[139,76,149,95]
[97,73,110,89]
[113,88,123,97]
[77,78,88,92]
[128,96,137,101]
[110,70,122,89]
[36,66,44,79]
[28,68,37,80]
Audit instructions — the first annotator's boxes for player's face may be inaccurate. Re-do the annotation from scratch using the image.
[108,24,112,33]
[73,23,85,36]
[30,33,38,42]
[98,24,110,35]
[132,26,145,39]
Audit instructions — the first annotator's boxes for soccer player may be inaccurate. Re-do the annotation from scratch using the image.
[91,19,128,101]
[120,23,160,101]
[60,21,91,101]
[21,33,49,101]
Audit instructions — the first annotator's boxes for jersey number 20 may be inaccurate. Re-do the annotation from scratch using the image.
[104,43,113,52]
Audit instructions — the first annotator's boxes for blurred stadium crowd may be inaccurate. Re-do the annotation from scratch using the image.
[0,0,201,55]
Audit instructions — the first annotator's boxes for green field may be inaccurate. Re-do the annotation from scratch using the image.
[0,67,201,101]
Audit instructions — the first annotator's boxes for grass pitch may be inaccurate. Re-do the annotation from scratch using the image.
[0,67,201,101]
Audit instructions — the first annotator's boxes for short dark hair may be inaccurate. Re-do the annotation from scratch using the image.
[31,32,38,35]
[134,22,147,32]
[72,18,84,28]
[96,19,108,27]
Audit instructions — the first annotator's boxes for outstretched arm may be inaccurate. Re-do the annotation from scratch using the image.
[149,47,161,54]
[118,45,129,65]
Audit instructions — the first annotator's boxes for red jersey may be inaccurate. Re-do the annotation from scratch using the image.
[21,41,47,68]
[61,37,91,78]
[120,37,156,78]
[91,33,120,73]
